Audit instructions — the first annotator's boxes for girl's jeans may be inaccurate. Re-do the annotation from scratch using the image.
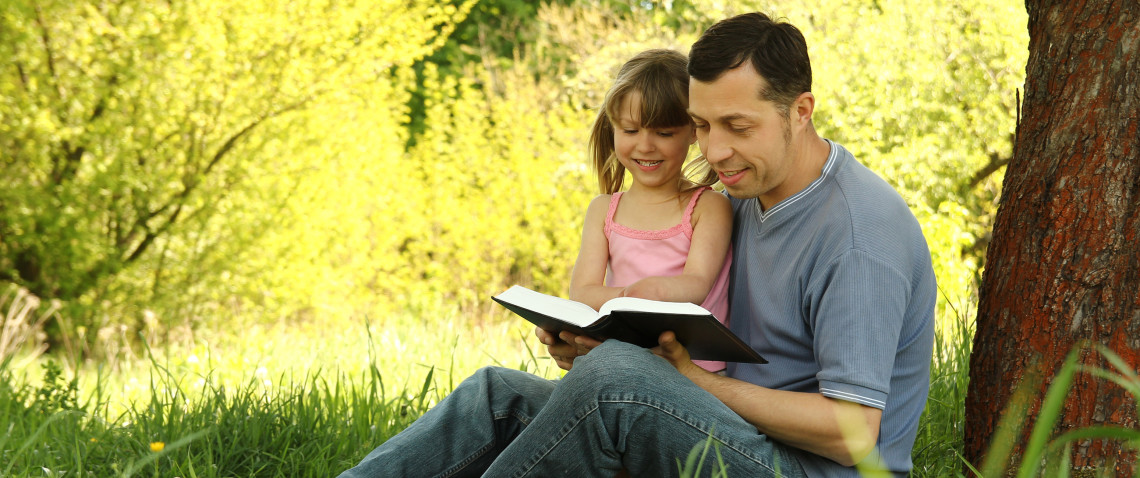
[337,340,807,478]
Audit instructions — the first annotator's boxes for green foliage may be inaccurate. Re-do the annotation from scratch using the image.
[0,0,1028,358]
[791,0,1028,311]
[0,0,468,345]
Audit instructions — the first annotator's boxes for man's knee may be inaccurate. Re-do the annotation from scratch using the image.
[567,340,676,392]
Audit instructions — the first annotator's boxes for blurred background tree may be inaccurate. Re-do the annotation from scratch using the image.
[0,0,1027,357]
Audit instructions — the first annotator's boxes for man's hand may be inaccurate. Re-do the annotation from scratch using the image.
[652,331,704,377]
[535,327,604,371]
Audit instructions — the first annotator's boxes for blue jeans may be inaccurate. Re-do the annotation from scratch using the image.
[338,340,807,477]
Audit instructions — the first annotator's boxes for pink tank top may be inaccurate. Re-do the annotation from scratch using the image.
[604,187,732,372]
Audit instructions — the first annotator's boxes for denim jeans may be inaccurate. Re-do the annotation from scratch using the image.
[338,340,807,478]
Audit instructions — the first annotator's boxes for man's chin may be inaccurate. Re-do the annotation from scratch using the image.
[721,183,755,199]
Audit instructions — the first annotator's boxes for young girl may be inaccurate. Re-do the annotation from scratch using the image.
[569,49,733,373]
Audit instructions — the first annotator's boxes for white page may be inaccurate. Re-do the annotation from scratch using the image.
[598,297,710,316]
[495,285,599,327]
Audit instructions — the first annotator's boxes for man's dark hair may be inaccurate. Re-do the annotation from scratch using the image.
[688,12,812,113]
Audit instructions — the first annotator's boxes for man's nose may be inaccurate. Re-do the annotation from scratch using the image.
[702,129,731,164]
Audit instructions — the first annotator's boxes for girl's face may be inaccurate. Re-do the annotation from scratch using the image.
[612,91,696,192]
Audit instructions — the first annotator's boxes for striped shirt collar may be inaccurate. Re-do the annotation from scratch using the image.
[755,139,839,222]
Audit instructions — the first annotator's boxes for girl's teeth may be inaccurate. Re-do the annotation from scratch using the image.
[635,160,662,166]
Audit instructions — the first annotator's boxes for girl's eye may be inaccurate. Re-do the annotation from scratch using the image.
[693,122,709,130]
[657,131,675,138]
[622,129,638,135]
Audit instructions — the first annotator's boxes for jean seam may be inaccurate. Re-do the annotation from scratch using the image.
[439,441,496,478]
[493,408,534,426]
[598,397,780,474]
[441,408,533,478]
[510,403,601,477]
[511,398,780,477]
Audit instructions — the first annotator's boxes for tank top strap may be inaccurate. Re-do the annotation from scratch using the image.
[680,187,709,239]
[603,192,624,236]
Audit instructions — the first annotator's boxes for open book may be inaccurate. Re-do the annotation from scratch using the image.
[493,285,765,364]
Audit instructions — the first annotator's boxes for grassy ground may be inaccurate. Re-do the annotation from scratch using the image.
[0,304,1055,478]
[1,311,563,478]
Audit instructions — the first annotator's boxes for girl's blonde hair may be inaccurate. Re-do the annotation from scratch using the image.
[588,49,718,195]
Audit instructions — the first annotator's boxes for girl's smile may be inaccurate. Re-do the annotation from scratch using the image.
[612,91,696,193]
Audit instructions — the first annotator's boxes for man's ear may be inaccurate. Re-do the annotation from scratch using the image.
[791,91,815,126]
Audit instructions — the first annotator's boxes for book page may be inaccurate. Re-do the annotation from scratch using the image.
[495,285,600,327]
[599,297,710,317]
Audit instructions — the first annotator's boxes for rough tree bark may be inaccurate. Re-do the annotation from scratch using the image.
[965,0,1140,474]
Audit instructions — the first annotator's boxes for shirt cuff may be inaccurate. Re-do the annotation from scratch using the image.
[818,380,887,410]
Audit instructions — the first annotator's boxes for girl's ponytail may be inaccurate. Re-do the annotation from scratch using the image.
[589,107,624,194]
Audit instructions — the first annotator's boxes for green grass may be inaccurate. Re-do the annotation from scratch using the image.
[1,305,1135,477]
[911,300,975,477]
[1,308,561,478]
[0,355,432,477]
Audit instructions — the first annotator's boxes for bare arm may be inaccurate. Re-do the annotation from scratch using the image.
[655,333,882,466]
[621,190,733,304]
[568,195,625,309]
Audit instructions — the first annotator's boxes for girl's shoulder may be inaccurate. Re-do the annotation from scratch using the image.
[689,187,732,227]
[684,186,729,210]
[588,193,615,210]
[584,193,615,222]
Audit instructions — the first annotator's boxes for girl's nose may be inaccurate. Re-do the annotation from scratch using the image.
[636,132,656,152]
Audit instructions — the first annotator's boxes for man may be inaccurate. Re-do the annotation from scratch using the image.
[339,12,934,477]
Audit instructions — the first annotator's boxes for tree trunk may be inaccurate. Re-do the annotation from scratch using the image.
[965,0,1140,474]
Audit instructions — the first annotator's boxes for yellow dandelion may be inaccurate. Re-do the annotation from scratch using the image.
[90,437,98,443]
[150,441,165,452]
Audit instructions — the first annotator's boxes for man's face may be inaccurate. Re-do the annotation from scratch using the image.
[688,65,799,206]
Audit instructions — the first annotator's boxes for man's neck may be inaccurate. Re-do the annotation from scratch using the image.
[757,130,830,211]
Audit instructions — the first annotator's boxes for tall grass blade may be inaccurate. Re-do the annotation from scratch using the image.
[1015,346,1082,478]
[2,411,71,476]
[956,448,983,476]
[677,433,714,478]
[979,362,1042,477]
[1049,426,1140,451]
[416,366,435,410]
[1086,345,1140,397]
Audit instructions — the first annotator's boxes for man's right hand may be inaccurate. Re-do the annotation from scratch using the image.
[535,327,603,371]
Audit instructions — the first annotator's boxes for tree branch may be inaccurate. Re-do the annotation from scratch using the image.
[967,151,1012,189]
[203,96,313,177]
[32,5,59,97]
[89,73,119,123]
[113,95,316,272]
[967,132,1016,189]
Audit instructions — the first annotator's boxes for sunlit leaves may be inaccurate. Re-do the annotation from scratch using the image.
[0,0,1028,347]
[0,0,469,339]
[790,0,1028,310]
